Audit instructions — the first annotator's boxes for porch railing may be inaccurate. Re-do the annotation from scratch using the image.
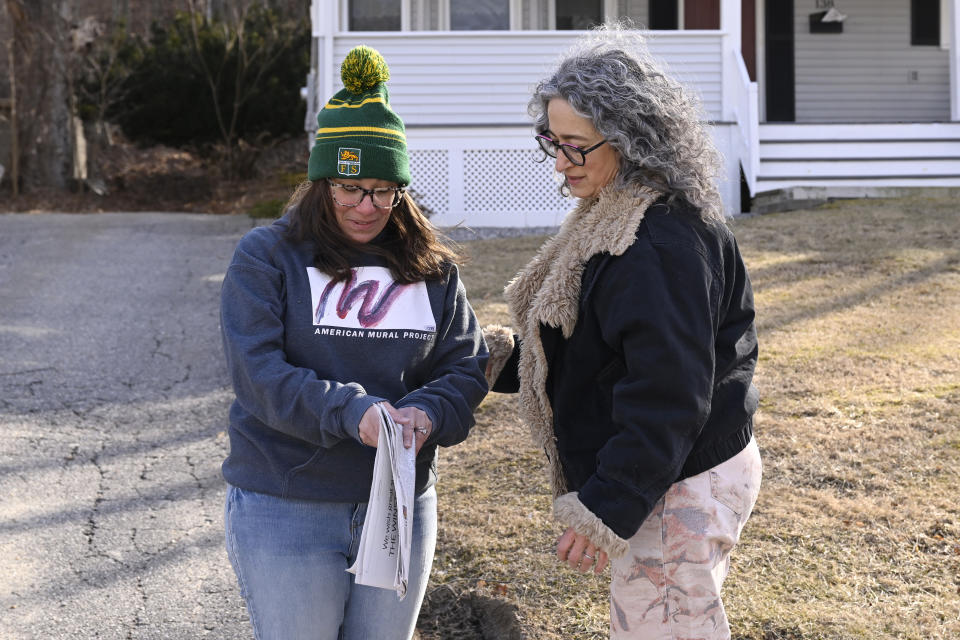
[732,49,759,195]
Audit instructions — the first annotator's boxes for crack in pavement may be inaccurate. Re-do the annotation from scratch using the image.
[0,212,257,638]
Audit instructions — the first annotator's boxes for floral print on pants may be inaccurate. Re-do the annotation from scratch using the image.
[610,438,762,640]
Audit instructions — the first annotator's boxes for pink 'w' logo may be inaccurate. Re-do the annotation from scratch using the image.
[315,269,408,328]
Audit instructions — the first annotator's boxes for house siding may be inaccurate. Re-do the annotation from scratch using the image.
[328,33,724,126]
[794,0,950,122]
[312,31,737,223]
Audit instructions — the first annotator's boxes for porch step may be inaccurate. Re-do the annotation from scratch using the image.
[755,122,960,194]
[751,185,960,215]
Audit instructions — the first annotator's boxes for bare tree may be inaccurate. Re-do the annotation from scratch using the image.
[74,17,133,143]
[183,0,300,176]
[2,0,309,193]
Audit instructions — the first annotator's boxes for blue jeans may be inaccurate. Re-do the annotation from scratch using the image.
[224,485,437,640]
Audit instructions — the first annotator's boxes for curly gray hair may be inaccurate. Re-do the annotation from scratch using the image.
[529,24,725,224]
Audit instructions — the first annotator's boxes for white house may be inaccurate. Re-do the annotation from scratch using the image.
[308,0,960,225]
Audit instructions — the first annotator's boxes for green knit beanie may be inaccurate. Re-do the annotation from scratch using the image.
[307,46,410,185]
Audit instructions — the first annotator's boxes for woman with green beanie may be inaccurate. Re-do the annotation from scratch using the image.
[219,46,488,639]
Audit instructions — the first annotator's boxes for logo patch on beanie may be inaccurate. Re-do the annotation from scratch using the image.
[337,148,361,176]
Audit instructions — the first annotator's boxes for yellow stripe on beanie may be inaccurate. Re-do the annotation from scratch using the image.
[324,96,386,109]
[315,125,405,141]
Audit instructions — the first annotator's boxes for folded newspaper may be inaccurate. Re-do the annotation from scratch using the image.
[347,404,416,599]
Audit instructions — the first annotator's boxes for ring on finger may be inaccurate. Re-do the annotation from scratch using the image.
[414,426,427,434]
[583,553,595,560]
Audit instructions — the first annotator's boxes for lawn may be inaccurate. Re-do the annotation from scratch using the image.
[417,197,960,639]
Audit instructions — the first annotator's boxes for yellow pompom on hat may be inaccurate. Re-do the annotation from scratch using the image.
[307,46,410,185]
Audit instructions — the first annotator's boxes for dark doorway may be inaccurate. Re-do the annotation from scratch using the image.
[742,0,757,80]
[685,0,719,29]
[649,0,679,29]
[765,0,794,121]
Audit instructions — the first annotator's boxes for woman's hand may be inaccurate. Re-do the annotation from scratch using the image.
[357,403,386,448]
[386,405,433,455]
[358,403,433,455]
[556,527,609,574]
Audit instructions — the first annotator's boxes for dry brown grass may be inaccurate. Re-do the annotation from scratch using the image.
[417,196,960,640]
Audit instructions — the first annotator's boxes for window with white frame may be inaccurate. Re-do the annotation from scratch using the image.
[451,0,510,29]
[348,0,401,30]
[555,0,603,29]
[343,0,656,32]
[346,0,516,30]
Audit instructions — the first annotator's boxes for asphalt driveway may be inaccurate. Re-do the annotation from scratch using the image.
[0,212,259,639]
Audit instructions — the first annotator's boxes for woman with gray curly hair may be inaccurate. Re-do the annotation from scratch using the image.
[483,26,762,639]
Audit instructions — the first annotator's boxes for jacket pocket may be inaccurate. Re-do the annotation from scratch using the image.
[597,357,625,419]
[597,357,626,387]
[558,357,625,455]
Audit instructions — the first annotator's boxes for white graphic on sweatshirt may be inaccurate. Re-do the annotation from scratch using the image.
[306,266,435,332]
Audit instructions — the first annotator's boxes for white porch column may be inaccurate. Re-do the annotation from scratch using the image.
[312,0,337,113]
[720,0,742,123]
[305,0,332,134]
[719,0,744,214]
[951,0,959,120]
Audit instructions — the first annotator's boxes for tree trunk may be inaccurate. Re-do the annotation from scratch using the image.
[15,0,73,191]
[5,21,19,195]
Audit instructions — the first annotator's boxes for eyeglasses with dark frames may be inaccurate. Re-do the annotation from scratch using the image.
[327,179,405,209]
[535,134,607,166]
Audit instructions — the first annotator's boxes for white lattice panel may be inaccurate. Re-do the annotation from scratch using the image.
[402,124,741,224]
[408,150,450,219]
[463,149,570,213]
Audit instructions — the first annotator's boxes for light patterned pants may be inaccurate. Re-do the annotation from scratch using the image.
[610,438,762,640]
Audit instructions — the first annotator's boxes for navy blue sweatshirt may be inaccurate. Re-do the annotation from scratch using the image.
[219,215,488,502]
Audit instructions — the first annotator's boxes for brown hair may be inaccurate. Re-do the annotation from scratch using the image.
[284,180,462,284]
